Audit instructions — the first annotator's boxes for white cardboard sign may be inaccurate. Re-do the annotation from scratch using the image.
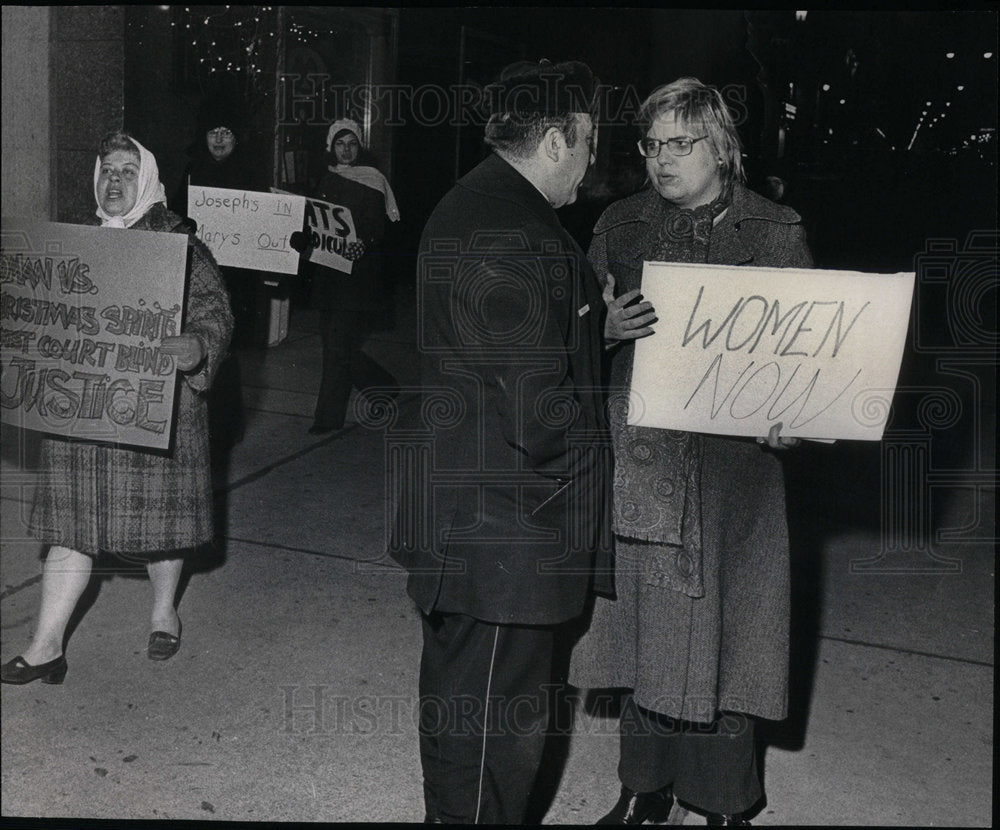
[1,218,189,449]
[303,197,357,275]
[188,185,305,274]
[628,261,915,441]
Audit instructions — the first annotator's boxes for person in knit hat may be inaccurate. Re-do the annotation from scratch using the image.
[305,116,400,434]
[174,95,270,457]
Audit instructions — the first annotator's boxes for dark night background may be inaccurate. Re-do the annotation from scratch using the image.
[28,5,999,553]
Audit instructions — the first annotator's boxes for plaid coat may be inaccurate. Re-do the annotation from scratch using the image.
[29,204,233,556]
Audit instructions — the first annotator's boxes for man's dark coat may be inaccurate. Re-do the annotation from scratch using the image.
[391,153,613,625]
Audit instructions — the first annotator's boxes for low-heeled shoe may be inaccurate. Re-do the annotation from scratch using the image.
[147,631,180,661]
[0,654,68,685]
[597,784,674,824]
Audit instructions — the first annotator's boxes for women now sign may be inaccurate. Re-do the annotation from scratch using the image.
[627,261,915,440]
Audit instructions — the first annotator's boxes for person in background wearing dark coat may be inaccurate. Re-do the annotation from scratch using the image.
[307,118,400,434]
[176,97,269,349]
[390,59,613,824]
[0,132,232,684]
[568,78,812,827]
[175,97,266,454]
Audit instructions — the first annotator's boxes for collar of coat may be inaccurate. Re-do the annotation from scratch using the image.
[592,181,803,266]
[457,152,563,229]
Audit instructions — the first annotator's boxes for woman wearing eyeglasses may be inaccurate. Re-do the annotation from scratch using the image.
[176,98,270,349]
[569,78,812,826]
[175,98,270,459]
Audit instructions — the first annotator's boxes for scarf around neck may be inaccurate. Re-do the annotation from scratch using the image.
[94,137,167,229]
[611,186,733,597]
[328,164,401,222]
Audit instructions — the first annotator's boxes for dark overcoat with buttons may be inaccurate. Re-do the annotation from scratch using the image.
[569,182,813,722]
[390,153,614,626]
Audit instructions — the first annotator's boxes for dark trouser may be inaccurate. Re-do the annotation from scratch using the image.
[419,611,556,824]
[225,268,269,348]
[314,304,397,429]
[619,694,760,816]
[207,350,245,455]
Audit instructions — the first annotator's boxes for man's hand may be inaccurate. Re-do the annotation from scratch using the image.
[161,334,206,372]
[603,272,656,341]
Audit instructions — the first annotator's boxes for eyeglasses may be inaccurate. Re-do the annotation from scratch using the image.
[208,128,234,139]
[637,135,709,158]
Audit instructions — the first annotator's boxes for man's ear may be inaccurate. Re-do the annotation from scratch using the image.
[541,126,565,162]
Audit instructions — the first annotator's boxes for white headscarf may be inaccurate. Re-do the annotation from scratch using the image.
[93,136,167,228]
[325,119,401,222]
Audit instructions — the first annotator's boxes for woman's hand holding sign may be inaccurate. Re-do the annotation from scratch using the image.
[161,334,206,372]
[343,240,366,261]
[757,421,802,450]
[603,272,657,343]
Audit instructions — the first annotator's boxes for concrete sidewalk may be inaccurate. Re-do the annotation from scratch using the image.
[1,293,994,825]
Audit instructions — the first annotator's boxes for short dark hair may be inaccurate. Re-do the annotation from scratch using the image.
[485,113,582,158]
[484,59,597,159]
[98,131,140,161]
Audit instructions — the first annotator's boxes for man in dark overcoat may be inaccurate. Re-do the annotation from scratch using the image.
[390,59,613,823]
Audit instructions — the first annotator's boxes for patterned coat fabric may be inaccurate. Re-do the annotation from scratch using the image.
[29,204,233,557]
[568,183,812,722]
[390,153,614,626]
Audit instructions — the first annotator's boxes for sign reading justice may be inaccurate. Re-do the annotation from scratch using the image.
[1,218,189,450]
[628,262,915,441]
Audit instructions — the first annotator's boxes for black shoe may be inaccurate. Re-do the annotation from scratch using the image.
[706,813,751,826]
[147,631,180,661]
[0,654,68,685]
[597,785,673,824]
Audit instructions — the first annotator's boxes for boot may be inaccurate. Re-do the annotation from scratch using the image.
[597,785,674,824]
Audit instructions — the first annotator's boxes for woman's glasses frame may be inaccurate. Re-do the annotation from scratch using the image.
[637,135,710,158]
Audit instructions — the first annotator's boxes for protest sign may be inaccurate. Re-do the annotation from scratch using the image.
[628,261,915,441]
[188,185,305,274]
[1,218,189,449]
[304,196,357,275]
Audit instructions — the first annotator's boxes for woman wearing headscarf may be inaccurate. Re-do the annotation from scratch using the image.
[1,131,232,684]
[307,118,400,434]
[569,78,812,825]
